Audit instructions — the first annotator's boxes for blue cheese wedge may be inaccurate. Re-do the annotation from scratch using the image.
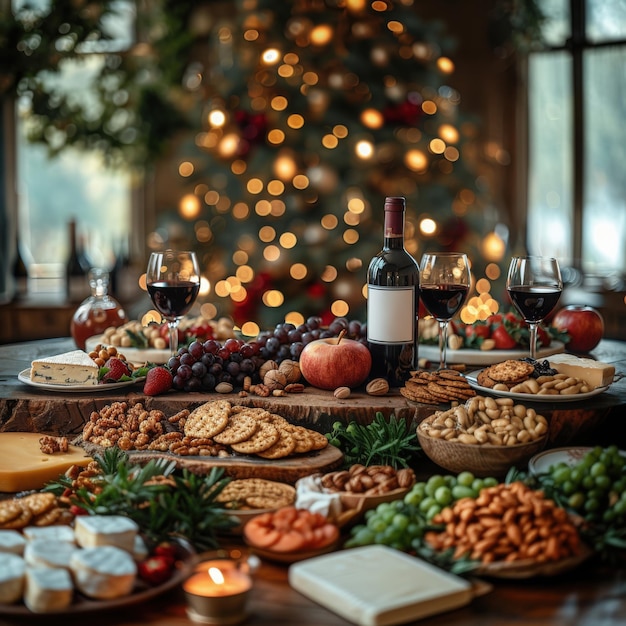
[30,350,99,386]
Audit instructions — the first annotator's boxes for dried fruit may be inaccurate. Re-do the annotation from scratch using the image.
[366,378,389,396]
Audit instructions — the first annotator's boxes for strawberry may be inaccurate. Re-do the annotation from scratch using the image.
[143,366,173,396]
[491,324,517,349]
[101,357,132,382]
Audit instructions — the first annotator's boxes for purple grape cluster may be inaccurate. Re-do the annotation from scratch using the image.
[167,338,263,392]
[255,316,367,361]
[167,316,368,392]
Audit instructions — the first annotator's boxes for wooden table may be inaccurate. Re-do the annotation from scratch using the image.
[0,338,625,625]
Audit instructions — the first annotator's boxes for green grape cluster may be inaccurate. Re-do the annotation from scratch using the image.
[345,471,499,552]
[538,445,626,525]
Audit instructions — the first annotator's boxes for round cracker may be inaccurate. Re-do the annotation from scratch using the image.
[256,429,296,459]
[18,492,57,516]
[230,421,280,454]
[213,413,259,445]
[0,500,23,525]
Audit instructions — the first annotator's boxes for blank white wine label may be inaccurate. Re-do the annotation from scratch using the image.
[367,286,416,343]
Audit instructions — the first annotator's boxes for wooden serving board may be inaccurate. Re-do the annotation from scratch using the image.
[82,443,344,485]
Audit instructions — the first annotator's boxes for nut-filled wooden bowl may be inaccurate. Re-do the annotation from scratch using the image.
[416,416,548,477]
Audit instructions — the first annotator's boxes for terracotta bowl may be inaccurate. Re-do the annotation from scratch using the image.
[416,420,548,478]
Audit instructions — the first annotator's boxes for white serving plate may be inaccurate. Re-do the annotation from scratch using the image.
[85,335,171,365]
[18,369,145,392]
[465,370,609,403]
[528,446,626,475]
[418,341,565,366]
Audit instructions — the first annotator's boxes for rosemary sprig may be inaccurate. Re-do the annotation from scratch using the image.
[325,412,420,469]
[45,448,237,551]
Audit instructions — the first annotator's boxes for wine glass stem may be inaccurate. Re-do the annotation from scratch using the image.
[438,320,449,370]
[169,319,180,357]
[528,322,538,360]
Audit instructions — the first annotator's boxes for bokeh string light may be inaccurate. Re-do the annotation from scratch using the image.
[148,0,510,332]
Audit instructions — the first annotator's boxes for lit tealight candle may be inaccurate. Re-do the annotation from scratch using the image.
[183,562,252,624]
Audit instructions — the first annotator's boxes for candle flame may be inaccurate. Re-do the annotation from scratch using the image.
[208,567,225,585]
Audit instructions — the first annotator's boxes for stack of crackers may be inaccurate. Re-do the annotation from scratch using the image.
[476,359,535,390]
[184,401,328,460]
[0,492,71,531]
[216,478,296,510]
[400,369,476,405]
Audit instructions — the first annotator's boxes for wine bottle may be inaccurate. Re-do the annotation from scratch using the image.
[65,220,90,303]
[366,196,420,386]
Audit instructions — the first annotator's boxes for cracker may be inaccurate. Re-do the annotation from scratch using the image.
[32,506,64,527]
[486,359,534,383]
[0,500,22,525]
[213,413,258,445]
[284,424,314,454]
[231,406,272,420]
[400,386,440,405]
[230,421,280,454]
[307,429,329,451]
[18,492,57,516]
[184,400,232,438]
[0,505,33,530]
[256,429,296,459]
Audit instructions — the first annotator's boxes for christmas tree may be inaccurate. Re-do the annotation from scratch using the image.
[163,0,506,334]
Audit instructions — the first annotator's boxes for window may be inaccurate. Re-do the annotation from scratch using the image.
[13,0,135,293]
[527,0,626,283]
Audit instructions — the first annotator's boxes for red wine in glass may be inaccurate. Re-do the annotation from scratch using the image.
[506,256,562,359]
[419,253,471,369]
[147,281,200,319]
[507,286,562,322]
[146,251,201,356]
[420,285,469,320]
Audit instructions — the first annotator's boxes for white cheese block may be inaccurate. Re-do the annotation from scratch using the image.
[24,566,73,613]
[23,525,76,544]
[74,515,139,553]
[0,530,27,555]
[548,354,615,389]
[30,350,99,386]
[24,540,77,570]
[289,545,474,626]
[70,546,137,600]
[0,553,26,604]
[133,534,149,562]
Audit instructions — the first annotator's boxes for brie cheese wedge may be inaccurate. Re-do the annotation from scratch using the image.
[24,566,73,613]
[0,553,26,605]
[74,515,139,553]
[0,529,27,556]
[30,350,99,386]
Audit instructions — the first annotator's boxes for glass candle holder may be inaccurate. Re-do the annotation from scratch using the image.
[183,551,255,625]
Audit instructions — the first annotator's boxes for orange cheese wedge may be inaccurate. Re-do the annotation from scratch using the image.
[0,432,92,492]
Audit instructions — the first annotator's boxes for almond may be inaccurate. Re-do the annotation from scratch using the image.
[366,378,389,396]
[215,382,234,394]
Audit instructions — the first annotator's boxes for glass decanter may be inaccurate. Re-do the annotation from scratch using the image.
[71,268,128,350]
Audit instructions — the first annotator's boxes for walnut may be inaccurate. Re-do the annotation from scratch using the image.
[278,359,301,383]
[259,360,279,379]
[39,435,69,455]
[264,369,287,391]
[366,378,390,396]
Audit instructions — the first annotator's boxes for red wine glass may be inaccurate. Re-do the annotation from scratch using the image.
[419,252,471,369]
[146,250,201,356]
[506,256,563,360]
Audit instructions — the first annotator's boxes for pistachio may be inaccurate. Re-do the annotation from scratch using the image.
[366,378,389,396]
[333,386,351,399]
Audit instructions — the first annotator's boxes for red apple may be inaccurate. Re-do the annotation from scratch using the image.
[299,329,372,390]
[551,305,604,353]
